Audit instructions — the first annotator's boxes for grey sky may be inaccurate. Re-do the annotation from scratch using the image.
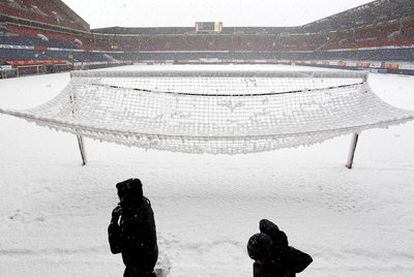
[62,0,375,29]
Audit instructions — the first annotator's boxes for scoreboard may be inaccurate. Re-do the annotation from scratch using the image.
[195,22,223,33]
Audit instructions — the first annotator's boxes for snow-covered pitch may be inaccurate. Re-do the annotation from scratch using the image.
[0,64,413,277]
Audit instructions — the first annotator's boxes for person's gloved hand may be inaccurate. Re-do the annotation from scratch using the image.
[111,204,122,224]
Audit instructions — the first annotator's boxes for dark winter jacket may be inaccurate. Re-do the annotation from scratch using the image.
[108,179,158,277]
[251,219,313,277]
[253,246,313,277]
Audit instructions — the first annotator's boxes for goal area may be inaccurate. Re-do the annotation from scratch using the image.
[0,70,413,167]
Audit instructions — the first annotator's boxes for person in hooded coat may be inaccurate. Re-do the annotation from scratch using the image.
[108,178,158,277]
[247,219,313,277]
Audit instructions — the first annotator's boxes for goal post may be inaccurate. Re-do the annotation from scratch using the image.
[76,135,87,166]
[346,133,359,169]
[69,84,87,166]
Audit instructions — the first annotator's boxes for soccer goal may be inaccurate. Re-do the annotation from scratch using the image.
[0,70,413,168]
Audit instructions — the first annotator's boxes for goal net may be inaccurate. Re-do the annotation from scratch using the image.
[0,70,413,154]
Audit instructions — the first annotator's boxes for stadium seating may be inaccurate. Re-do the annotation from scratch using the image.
[89,16,413,55]
[1,17,413,64]
[0,48,115,63]
[0,0,86,31]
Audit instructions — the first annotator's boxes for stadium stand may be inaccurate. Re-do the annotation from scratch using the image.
[0,0,88,31]
[0,0,129,76]
[301,0,414,33]
[0,0,413,77]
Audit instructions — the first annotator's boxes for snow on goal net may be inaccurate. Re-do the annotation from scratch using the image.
[0,70,413,155]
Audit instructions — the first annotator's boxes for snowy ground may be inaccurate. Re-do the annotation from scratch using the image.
[0,64,413,277]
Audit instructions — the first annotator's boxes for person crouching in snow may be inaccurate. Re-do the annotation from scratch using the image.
[247,219,313,277]
[108,179,158,277]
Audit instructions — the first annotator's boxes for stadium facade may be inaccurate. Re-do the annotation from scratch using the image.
[0,0,413,77]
